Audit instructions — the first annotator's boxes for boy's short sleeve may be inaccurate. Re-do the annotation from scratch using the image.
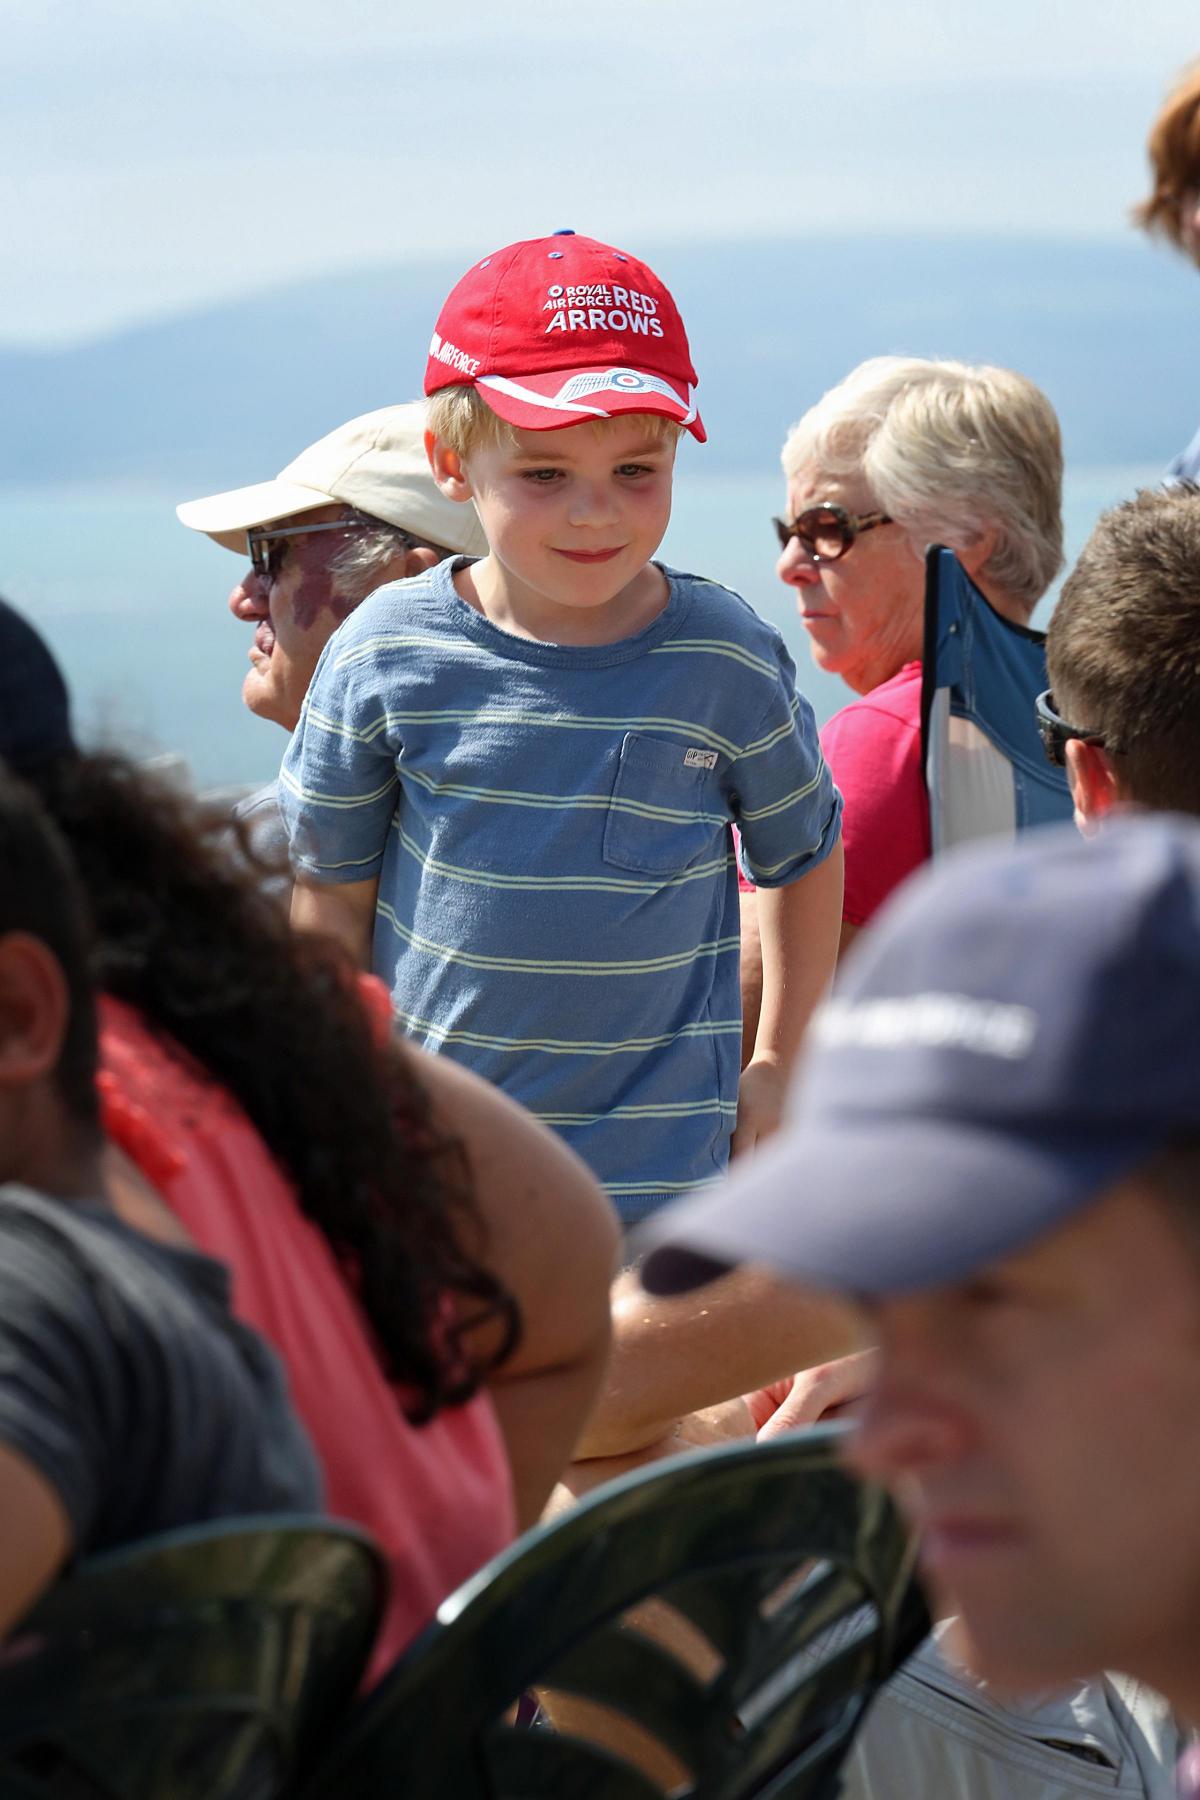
[278,618,400,884]
[731,634,842,888]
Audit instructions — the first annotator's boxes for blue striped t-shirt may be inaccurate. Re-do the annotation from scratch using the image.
[279,559,841,1222]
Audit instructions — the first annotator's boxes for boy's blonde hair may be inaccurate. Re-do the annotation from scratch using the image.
[427,385,683,458]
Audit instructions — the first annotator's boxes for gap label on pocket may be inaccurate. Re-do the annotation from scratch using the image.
[683,747,718,770]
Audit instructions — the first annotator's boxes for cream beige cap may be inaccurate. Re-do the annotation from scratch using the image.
[175,401,487,558]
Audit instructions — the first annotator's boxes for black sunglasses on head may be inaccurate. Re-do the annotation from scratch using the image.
[773,502,893,563]
[1035,689,1114,767]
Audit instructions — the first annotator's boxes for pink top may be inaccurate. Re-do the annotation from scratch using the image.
[97,994,516,1682]
[819,661,931,927]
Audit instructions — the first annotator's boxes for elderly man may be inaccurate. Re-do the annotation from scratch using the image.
[177,402,486,856]
[639,816,1200,1786]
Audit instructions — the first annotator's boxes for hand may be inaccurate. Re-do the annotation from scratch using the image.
[745,1350,877,1440]
[731,1058,786,1159]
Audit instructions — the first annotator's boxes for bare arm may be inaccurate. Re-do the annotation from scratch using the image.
[290,874,379,969]
[738,885,764,1070]
[574,1262,863,1461]
[417,1053,620,1530]
[742,878,855,1078]
[734,838,844,1155]
[0,1444,72,1636]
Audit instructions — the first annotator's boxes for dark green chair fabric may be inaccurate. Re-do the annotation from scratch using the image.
[296,1425,929,1799]
[0,1516,385,1800]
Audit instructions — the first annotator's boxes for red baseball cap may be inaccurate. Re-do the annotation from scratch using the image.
[424,231,705,442]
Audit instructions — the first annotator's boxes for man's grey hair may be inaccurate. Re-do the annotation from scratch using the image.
[329,519,452,605]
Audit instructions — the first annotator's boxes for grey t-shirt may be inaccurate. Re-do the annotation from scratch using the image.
[0,1183,321,1550]
[232,779,289,865]
[230,779,292,905]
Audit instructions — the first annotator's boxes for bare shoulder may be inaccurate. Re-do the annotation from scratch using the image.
[416,1052,620,1526]
[415,1051,619,1263]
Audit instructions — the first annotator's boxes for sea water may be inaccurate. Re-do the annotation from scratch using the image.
[0,464,1163,791]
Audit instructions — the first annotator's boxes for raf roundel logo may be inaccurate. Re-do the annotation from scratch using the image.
[547,284,565,298]
[611,371,648,390]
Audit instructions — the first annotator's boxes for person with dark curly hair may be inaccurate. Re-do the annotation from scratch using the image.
[0,767,321,1635]
[0,595,618,1679]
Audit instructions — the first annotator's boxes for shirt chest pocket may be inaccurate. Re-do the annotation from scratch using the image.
[602,732,727,877]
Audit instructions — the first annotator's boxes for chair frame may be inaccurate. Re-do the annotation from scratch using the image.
[297,1425,929,1800]
[0,1514,386,1800]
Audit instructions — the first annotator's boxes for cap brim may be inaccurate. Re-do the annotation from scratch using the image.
[635,1112,1152,1299]
[175,477,340,555]
[476,369,706,442]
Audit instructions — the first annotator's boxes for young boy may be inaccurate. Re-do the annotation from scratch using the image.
[281,232,843,1223]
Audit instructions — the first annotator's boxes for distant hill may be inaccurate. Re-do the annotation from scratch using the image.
[1,235,1196,487]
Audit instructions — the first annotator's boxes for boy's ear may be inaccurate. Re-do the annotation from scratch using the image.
[425,430,473,504]
[1065,738,1124,835]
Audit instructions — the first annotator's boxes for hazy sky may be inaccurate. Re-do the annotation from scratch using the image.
[4,0,1197,344]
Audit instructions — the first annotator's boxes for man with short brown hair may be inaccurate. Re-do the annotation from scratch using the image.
[1042,482,1200,824]
[639,816,1200,1786]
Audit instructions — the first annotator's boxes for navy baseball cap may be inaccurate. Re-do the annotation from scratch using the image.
[0,599,76,772]
[638,815,1200,1298]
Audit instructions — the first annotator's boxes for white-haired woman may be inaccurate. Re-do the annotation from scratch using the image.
[775,354,1063,953]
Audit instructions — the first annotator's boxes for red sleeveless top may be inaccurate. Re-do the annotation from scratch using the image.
[97,993,515,1682]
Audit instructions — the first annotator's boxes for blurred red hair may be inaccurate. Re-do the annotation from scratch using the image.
[1134,60,1200,255]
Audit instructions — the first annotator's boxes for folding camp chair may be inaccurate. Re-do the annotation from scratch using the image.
[0,1516,385,1800]
[295,1425,929,1799]
[921,545,1072,854]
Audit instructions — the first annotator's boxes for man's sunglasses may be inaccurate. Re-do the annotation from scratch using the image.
[246,517,389,586]
[1035,689,1113,767]
[773,503,893,563]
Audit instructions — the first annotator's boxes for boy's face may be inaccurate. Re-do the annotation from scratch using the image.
[432,416,676,637]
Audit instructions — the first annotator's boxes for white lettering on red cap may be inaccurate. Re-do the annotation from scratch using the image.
[544,308,664,338]
[428,331,481,377]
[541,283,662,337]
